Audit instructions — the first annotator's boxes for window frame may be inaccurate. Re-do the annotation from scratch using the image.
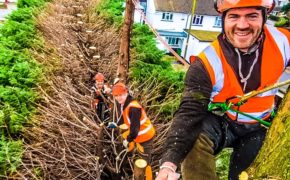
[165,36,180,46]
[192,15,204,26]
[162,12,173,21]
[214,16,222,27]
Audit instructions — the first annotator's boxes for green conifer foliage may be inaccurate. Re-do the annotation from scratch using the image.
[0,0,51,175]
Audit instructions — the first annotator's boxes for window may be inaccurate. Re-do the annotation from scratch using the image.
[271,11,279,16]
[162,12,173,21]
[214,16,222,27]
[192,15,203,25]
[165,37,179,46]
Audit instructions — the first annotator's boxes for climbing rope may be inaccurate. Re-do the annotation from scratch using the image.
[208,79,290,127]
[208,102,272,127]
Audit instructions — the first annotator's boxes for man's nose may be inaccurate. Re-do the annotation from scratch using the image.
[236,17,250,29]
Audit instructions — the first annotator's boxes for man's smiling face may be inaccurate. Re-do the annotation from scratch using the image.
[224,7,263,52]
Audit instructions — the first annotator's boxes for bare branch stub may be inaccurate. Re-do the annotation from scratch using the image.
[14,0,172,179]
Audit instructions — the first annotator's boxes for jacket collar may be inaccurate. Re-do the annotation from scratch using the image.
[123,95,133,110]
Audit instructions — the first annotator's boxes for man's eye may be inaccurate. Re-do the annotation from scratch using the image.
[228,15,238,19]
[248,15,258,20]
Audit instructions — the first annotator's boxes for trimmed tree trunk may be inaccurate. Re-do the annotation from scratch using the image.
[134,159,147,180]
[243,89,290,179]
[117,0,134,83]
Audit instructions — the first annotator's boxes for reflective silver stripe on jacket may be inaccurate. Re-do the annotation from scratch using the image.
[126,116,147,125]
[266,25,289,68]
[138,123,153,136]
[140,116,147,125]
[125,102,153,136]
[125,102,147,125]
[226,108,273,123]
[256,88,277,97]
[204,26,288,100]
[203,45,224,100]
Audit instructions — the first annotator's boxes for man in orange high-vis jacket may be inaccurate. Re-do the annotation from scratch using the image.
[156,0,290,179]
[111,82,155,180]
[91,73,111,122]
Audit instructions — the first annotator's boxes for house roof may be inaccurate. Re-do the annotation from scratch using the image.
[158,30,187,37]
[154,0,219,16]
[186,29,221,42]
[273,6,282,12]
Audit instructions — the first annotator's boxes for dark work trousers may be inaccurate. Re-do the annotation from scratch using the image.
[96,102,110,122]
[182,112,267,180]
[136,139,153,164]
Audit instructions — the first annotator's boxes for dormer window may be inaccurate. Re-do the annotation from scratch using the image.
[162,12,173,21]
[192,15,203,25]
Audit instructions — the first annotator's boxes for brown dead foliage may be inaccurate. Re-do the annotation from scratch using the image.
[13,0,121,179]
[11,0,172,179]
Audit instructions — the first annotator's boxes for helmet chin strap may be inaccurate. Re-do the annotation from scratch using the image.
[261,8,267,24]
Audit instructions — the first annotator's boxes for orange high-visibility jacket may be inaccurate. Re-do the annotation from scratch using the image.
[198,25,290,123]
[122,100,155,143]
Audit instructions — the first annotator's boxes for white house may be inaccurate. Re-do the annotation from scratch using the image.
[134,0,147,24]
[145,0,190,54]
[0,0,17,22]
[134,0,145,24]
[136,0,222,62]
[271,0,289,16]
[276,0,288,7]
[180,0,222,60]
[181,29,220,61]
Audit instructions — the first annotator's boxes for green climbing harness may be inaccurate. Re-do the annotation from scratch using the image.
[208,79,290,128]
[208,102,272,127]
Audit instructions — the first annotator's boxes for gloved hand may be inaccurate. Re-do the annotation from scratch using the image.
[107,122,117,128]
[104,86,111,94]
[122,139,129,148]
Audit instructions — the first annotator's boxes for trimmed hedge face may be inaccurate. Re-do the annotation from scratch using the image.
[0,0,47,175]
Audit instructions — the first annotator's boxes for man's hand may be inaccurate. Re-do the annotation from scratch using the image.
[95,89,101,96]
[91,99,99,110]
[104,86,111,94]
[155,162,179,180]
[122,139,129,148]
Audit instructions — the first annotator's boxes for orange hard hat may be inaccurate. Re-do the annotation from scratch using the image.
[95,73,104,82]
[112,82,128,96]
[214,0,275,13]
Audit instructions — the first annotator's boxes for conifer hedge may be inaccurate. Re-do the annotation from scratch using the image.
[0,0,51,175]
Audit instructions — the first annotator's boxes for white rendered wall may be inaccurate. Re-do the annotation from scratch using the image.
[0,2,17,21]
[186,15,222,32]
[181,35,211,62]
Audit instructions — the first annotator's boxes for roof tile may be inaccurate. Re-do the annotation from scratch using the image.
[154,0,219,16]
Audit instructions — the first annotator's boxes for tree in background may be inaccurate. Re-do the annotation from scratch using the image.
[275,3,290,27]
